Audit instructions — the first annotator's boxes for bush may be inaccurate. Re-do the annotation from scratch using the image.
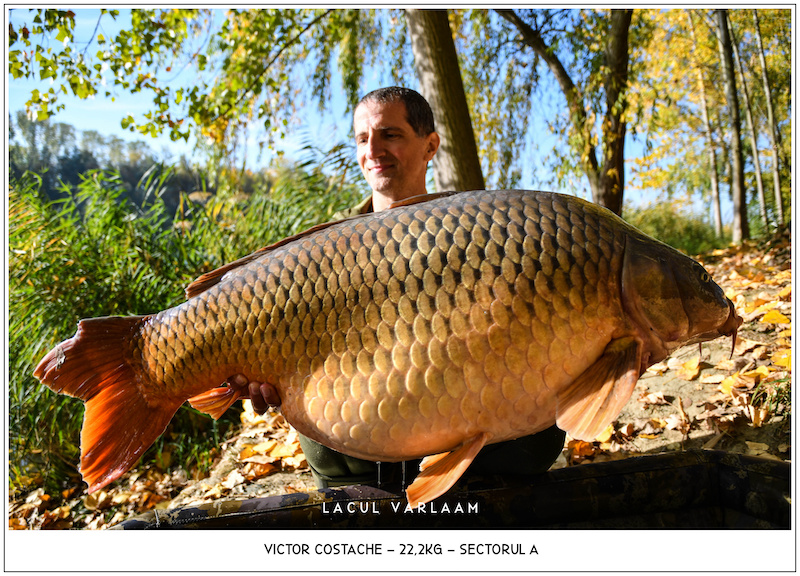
[8,161,364,494]
[622,201,728,256]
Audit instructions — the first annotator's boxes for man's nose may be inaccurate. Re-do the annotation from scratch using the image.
[365,135,385,159]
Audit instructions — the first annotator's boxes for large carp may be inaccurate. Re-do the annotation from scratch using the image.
[35,190,741,506]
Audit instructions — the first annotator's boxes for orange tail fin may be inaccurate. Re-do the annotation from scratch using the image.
[34,316,184,493]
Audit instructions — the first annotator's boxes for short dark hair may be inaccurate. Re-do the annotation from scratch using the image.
[357,86,436,137]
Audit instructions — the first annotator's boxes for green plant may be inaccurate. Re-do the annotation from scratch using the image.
[623,201,728,255]
[9,151,364,494]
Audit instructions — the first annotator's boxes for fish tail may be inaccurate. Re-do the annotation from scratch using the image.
[34,316,183,493]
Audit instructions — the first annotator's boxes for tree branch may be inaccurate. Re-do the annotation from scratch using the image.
[213,9,334,122]
[494,8,600,194]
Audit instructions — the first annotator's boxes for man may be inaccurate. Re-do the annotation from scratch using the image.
[230,86,566,490]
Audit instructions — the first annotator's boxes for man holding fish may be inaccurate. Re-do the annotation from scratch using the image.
[230,86,567,490]
[35,85,740,507]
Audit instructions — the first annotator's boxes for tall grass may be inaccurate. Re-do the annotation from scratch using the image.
[9,158,364,494]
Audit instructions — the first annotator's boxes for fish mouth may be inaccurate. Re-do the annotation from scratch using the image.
[721,299,743,358]
[682,299,743,357]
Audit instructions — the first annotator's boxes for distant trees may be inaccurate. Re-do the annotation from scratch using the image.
[9,112,203,212]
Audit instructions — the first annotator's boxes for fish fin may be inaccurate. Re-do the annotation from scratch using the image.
[188,386,243,419]
[556,336,641,441]
[388,191,463,209]
[418,451,450,472]
[186,193,473,298]
[185,216,363,298]
[405,432,489,508]
[33,317,183,493]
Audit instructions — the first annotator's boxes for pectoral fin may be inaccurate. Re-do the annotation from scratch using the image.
[556,337,641,441]
[405,432,489,508]
[188,386,243,419]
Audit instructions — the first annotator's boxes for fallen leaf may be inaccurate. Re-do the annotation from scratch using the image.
[595,424,614,443]
[733,338,762,356]
[83,490,112,511]
[221,470,245,490]
[745,405,769,428]
[241,454,276,465]
[760,309,790,324]
[677,356,702,381]
[618,423,636,438]
[282,454,308,469]
[745,441,770,456]
[740,365,771,385]
[772,349,791,369]
[700,373,726,384]
[646,361,668,375]
[568,440,596,459]
[269,443,297,459]
[242,462,276,480]
[639,391,670,405]
[8,518,27,530]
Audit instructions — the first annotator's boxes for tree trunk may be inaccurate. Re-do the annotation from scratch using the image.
[753,9,784,225]
[728,13,768,229]
[715,9,749,243]
[496,9,631,215]
[598,9,633,215]
[688,13,723,238]
[406,9,485,192]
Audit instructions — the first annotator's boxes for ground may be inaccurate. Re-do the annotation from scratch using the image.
[8,228,792,529]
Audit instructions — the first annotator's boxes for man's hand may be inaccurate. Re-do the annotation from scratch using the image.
[227,374,281,414]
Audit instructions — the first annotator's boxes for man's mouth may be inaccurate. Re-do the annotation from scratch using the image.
[369,164,394,174]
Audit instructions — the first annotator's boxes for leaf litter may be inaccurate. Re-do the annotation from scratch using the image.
[9,228,792,528]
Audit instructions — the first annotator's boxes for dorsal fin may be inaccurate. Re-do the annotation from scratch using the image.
[185,190,470,299]
[185,218,354,299]
[388,190,464,209]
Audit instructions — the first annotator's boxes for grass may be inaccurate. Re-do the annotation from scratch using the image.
[8,155,364,495]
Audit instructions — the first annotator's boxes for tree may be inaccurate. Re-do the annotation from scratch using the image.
[406,9,485,192]
[688,13,723,237]
[714,9,749,243]
[728,13,768,230]
[752,10,784,225]
[495,9,634,214]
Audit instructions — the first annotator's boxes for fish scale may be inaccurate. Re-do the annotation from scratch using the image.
[34,189,741,506]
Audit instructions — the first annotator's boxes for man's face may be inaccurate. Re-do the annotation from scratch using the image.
[353,99,439,200]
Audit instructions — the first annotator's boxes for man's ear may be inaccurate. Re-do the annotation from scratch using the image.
[426,132,440,161]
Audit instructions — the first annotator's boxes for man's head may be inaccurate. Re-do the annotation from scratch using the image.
[353,87,440,209]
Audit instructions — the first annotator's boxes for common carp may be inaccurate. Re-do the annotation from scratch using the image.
[34,190,741,507]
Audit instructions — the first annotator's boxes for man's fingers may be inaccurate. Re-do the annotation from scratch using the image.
[249,381,268,414]
[225,374,280,414]
[260,382,281,407]
[227,373,249,390]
